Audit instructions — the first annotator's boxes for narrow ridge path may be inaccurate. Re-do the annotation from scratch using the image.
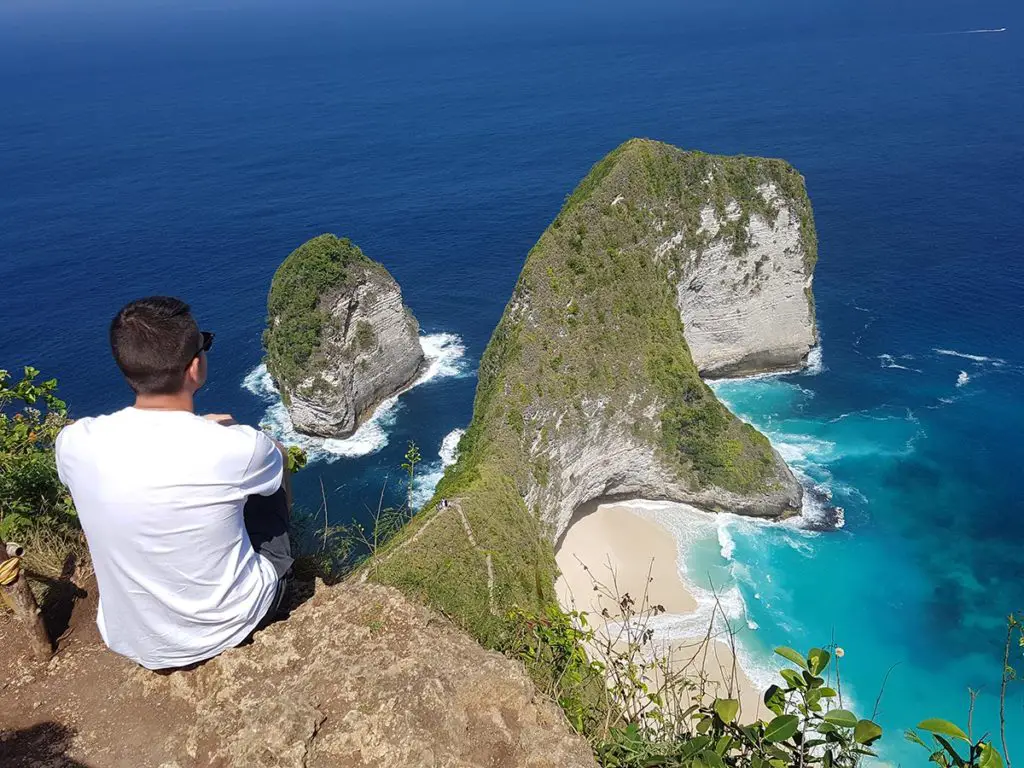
[452,499,496,614]
[361,498,497,615]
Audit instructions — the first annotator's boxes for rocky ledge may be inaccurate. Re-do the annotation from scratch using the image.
[1,582,596,768]
[263,234,424,438]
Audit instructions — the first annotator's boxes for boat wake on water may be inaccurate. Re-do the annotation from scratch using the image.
[934,28,1007,35]
[933,347,1006,364]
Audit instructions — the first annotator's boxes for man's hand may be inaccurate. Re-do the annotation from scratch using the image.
[203,413,238,426]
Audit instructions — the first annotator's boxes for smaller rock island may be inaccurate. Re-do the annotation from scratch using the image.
[263,234,424,438]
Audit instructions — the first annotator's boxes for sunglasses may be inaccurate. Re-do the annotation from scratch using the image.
[196,330,215,358]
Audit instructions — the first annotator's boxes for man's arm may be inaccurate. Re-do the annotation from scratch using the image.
[206,414,289,506]
[270,436,292,511]
[204,414,288,465]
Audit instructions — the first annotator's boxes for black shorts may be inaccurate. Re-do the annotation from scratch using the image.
[243,487,293,625]
[243,486,293,578]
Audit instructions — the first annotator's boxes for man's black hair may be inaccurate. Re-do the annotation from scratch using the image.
[110,296,200,395]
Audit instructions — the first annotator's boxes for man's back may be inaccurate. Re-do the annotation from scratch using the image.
[57,406,283,669]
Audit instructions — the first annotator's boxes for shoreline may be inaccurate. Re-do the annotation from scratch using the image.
[242,332,466,462]
[555,502,765,722]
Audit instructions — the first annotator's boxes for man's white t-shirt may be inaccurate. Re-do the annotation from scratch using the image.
[55,407,284,670]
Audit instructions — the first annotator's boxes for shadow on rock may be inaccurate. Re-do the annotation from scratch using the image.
[0,722,92,768]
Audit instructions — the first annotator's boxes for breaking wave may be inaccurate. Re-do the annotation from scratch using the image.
[804,345,825,375]
[717,519,736,561]
[242,333,469,463]
[411,427,465,509]
[936,28,1007,35]
[625,499,791,693]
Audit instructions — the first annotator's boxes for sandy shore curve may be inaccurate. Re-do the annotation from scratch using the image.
[555,502,764,722]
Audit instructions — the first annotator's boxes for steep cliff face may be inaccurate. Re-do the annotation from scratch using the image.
[671,183,818,377]
[263,234,424,438]
[371,139,816,643]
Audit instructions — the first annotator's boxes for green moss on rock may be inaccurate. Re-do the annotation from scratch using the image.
[263,234,374,390]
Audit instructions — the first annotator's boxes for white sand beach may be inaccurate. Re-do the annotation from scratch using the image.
[556,502,764,722]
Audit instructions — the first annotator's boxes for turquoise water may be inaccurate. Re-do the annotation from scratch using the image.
[665,347,1024,764]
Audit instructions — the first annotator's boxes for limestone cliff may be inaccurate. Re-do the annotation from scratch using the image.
[263,234,424,438]
[671,174,818,377]
[371,139,815,644]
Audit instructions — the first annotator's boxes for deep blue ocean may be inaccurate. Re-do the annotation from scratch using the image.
[2,0,1022,761]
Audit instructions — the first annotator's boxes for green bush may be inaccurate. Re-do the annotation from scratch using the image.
[0,367,76,539]
[505,605,609,734]
[508,596,1013,767]
[263,234,374,390]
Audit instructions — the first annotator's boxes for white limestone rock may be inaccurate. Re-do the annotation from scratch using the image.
[665,183,818,377]
[266,235,424,438]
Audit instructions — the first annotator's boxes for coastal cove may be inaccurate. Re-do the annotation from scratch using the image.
[2,0,1023,764]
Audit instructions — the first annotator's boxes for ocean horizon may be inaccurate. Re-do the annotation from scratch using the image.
[3,0,1023,761]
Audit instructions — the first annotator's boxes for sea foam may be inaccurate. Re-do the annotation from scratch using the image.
[619,499,788,693]
[934,347,1005,364]
[804,344,825,375]
[411,427,465,509]
[242,333,468,463]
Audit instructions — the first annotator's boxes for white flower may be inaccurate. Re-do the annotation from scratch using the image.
[835,647,845,658]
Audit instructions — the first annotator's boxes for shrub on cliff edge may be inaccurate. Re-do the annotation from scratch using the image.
[0,367,75,541]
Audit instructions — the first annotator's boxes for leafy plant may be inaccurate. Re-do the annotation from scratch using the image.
[401,441,421,510]
[701,645,884,767]
[505,605,608,735]
[906,718,1004,768]
[286,444,308,473]
[592,633,885,766]
[0,367,76,539]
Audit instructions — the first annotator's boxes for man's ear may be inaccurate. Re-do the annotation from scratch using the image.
[186,355,205,391]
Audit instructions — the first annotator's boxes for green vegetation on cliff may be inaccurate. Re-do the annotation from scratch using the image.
[263,234,375,391]
[368,139,814,644]
[465,138,809,495]
[0,367,75,541]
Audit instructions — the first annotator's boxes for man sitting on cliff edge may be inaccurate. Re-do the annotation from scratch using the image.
[55,296,293,670]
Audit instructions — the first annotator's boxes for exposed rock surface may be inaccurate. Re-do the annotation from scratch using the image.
[1,581,596,768]
[671,185,817,377]
[264,234,424,438]
[538,404,802,549]
[371,140,814,637]
[284,275,424,437]
[519,143,816,539]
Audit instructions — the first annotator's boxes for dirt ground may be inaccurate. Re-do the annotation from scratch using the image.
[0,574,194,767]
